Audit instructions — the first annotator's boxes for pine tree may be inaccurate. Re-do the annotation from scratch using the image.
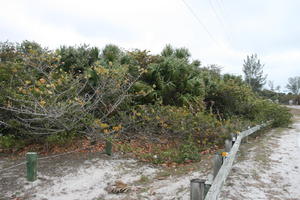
[243,54,267,92]
[286,76,300,94]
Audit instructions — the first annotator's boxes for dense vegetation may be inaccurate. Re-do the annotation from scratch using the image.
[258,89,300,105]
[0,41,292,163]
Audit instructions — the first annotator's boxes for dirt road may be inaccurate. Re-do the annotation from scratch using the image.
[220,106,300,200]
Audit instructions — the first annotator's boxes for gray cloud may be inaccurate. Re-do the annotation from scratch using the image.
[0,0,299,90]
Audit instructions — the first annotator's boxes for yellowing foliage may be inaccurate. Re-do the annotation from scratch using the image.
[34,87,41,93]
[94,119,109,129]
[103,129,109,134]
[39,100,46,107]
[94,66,108,75]
[25,80,31,85]
[39,78,46,84]
[112,125,122,132]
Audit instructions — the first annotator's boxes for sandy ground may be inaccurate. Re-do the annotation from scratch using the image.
[220,106,300,200]
[0,148,212,200]
[1,106,300,200]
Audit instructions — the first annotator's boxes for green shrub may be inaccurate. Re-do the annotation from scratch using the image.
[118,136,201,164]
[46,132,77,145]
[102,44,121,63]
[248,99,292,127]
[56,44,99,74]
[133,45,206,111]
[0,41,142,142]
[116,104,229,146]
[0,135,17,149]
[205,77,255,118]
[176,134,201,163]
[0,41,293,155]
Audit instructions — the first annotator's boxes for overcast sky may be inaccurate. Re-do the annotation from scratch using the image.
[1,0,299,91]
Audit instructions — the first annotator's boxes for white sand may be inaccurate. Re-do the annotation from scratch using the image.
[220,110,300,199]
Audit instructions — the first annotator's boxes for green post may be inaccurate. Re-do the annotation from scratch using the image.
[26,152,37,182]
[105,139,112,156]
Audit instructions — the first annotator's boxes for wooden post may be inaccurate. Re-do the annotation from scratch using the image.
[244,135,249,143]
[213,153,222,179]
[26,152,37,182]
[225,139,232,152]
[105,140,112,156]
[205,125,264,200]
[190,179,206,200]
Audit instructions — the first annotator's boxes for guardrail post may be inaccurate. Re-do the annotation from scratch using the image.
[204,175,213,197]
[246,126,251,142]
[244,135,249,143]
[190,179,206,200]
[26,152,37,182]
[225,139,232,152]
[231,133,237,146]
[203,124,265,200]
[213,153,223,179]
